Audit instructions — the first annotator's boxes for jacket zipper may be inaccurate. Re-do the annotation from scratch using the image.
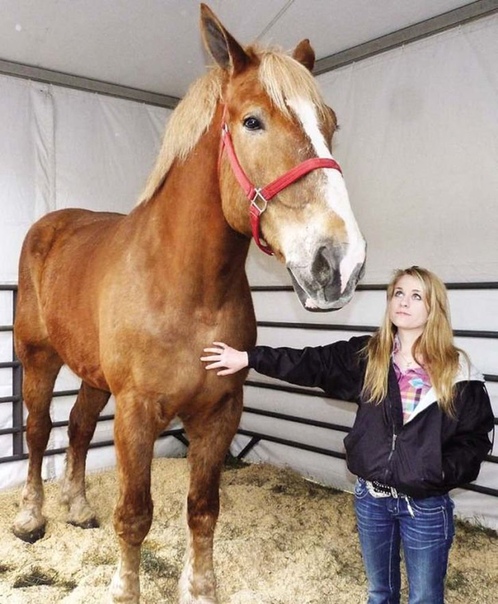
[387,432,397,461]
[384,432,397,483]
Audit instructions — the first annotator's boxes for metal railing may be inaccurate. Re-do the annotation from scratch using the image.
[1,283,496,500]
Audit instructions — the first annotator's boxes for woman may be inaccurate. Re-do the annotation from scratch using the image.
[201,266,494,604]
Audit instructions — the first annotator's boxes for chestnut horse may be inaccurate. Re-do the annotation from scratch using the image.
[12,4,366,603]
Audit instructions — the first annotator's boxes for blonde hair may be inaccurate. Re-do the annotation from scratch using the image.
[362,266,465,415]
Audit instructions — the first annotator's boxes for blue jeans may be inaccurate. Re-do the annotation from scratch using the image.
[354,478,455,604]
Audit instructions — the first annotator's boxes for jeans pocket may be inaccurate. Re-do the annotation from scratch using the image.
[409,494,455,540]
[354,477,369,499]
[410,493,451,514]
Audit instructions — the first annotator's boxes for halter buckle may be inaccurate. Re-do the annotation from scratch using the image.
[250,188,268,215]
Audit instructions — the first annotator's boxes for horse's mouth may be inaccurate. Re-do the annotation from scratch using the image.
[287,261,365,312]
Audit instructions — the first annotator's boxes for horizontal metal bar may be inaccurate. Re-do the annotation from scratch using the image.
[251,282,498,292]
[243,405,350,433]
[0,429,186,464]
[0,325,13,332]
[0,59,180,109]
[462,482,498,498]
[0,361,20,369]
[49,414,115,430]
[0,426,21,437]
[258,321,376,332]
[245,379,334,399]
[453,330,498,339]
[236,429,496,481]
[2,282,497,296]
[0,395,21,404]
[52,389,80,398]
[444,282,498,290]
[257,321,498,340]
[237,428,346,460]
[314,0,498,75]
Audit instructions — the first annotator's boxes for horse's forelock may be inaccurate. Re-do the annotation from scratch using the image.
[258,51,328,119]
[138,69,224,204]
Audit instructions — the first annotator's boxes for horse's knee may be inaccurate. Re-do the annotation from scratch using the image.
[187,503,219,541]
[186,476,221,530]
[114,500,153,547]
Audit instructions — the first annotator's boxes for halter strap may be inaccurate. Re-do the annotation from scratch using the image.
[219,109,343,255]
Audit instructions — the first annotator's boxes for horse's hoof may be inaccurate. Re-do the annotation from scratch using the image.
[12,524,46,543]
[68,516,99,529]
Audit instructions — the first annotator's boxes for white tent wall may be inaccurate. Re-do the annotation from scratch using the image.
[0,75,170,281]
[0,76,186,491]
[240,14,498,529]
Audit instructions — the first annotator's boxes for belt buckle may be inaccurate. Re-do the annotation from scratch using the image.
[366,480,391,498]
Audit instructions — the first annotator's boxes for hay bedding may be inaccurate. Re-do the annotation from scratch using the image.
[0,458,496,603]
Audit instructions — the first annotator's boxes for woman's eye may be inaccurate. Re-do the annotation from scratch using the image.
[413,293,422,301]
[243,116,262,131]
[394,290,403,297]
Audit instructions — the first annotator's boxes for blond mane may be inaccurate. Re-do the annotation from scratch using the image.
[138,45,330,204]
[138,68,224,204]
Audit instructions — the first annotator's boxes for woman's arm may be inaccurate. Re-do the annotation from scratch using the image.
[201,336,369,400]
[442,382,494,487]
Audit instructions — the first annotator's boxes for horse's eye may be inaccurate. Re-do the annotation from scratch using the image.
[243,116,262,131]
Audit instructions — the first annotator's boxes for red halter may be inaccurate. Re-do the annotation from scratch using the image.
[219,113,343,255]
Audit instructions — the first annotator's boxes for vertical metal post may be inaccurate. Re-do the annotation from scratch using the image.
[11,286,24,459]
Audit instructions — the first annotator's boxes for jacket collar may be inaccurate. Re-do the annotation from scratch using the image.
[404,353,484,423]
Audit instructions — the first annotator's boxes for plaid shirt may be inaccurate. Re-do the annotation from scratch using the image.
[392,339,432,424]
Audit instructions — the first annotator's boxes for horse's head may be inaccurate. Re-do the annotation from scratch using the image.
[201,4,366,311]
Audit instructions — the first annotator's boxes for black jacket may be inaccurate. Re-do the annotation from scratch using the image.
[248,335,494,499]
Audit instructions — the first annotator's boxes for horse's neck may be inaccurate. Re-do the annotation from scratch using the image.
[134,126,250,289]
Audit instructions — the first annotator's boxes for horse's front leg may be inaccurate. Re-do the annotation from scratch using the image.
[110,395,157,604]
[60,382,110,527]
[179,391,243,604]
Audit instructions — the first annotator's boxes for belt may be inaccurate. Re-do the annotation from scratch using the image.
[365,480,415,517]
[366,480,405,499]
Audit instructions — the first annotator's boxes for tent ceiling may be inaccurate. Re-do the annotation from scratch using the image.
[0,0,494,103]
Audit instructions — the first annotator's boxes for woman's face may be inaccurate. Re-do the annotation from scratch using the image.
[388,274,429,335]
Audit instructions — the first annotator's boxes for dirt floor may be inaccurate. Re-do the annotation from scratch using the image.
[0,457,496,603]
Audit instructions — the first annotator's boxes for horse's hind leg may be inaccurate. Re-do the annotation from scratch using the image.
[179,391,243,604]
[12,349,63,543]
[60,382,110,528]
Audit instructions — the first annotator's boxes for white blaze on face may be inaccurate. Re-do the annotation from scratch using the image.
[286,98,365,293]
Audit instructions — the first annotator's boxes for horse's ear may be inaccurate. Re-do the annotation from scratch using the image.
[200,3,250,74]
[292,39,315,72]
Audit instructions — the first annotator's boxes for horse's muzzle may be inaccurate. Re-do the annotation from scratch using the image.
[288,259,365,312]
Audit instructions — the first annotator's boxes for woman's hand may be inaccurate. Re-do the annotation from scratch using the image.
[201,342,249,376]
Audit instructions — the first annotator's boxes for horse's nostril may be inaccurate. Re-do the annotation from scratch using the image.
[311,245,342,290]
[312,246,329,282]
